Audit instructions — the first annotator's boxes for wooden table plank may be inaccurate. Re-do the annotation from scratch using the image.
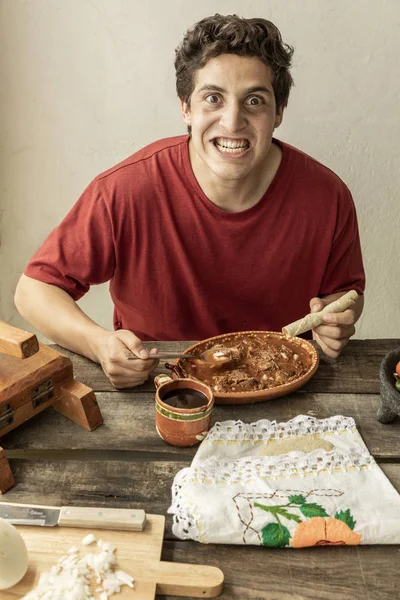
[158,541,400,600]
[3,458,400,540]
[54,339,400,394]
[2,391,399,458]
[3,459,184,535]
[158,540,400,600]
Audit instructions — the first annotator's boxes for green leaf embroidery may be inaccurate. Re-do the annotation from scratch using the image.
[254,502,274,514]
[254,503,302,523]
[288,495,306,505]
[261,522,291,547]
[274,508,302,523]
[299,503,329,518]
[335,509,356,530]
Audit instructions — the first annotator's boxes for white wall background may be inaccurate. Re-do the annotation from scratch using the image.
[0,0,399,340]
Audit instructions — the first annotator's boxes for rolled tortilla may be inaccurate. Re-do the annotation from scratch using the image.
[282,290,359,338]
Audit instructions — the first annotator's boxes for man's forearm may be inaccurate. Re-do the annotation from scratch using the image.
[14,274,109,362]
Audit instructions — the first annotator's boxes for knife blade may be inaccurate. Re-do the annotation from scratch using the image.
[0,502,146,531]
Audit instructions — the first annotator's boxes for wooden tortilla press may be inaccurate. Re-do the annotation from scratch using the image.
[0,321,103,493]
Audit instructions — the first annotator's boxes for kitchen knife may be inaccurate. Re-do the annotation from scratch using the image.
[0,502,146,531]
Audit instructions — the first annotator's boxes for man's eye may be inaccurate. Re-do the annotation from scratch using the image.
[205,94,221,104]
[246,96,263,106]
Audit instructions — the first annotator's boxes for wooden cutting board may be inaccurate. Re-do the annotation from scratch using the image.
[5,514,224,599]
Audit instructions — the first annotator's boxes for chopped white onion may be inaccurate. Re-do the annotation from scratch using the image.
[82,534,96,546]
[116,570,135,587]
[21,533,134,599]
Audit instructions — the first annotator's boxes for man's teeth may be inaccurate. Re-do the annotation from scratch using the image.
[214,139,249,153]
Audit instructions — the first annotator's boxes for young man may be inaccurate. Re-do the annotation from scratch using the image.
[15,14,365,388]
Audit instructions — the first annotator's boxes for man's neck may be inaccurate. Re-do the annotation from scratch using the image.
[189,141,283,213]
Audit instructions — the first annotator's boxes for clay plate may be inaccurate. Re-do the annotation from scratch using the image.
[169,331,319,405]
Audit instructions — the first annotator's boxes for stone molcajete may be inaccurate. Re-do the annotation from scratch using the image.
[154,374,214,447]
[377,348,400,423]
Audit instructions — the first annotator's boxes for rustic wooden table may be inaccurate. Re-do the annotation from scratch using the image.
[2,339,400,599]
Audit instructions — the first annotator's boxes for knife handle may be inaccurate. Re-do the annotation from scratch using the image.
[59,506,146,531]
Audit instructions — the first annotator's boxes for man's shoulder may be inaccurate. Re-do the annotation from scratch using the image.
[95,135,188,183]
[280,140,350,194]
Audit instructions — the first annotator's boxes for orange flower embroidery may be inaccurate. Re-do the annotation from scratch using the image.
[291,517,362,548]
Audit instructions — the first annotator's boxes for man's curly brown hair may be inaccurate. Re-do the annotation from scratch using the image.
[175,14,294,110]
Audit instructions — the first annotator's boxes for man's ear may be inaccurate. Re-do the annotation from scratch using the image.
[274,106,284,129]
[181,99,191,126]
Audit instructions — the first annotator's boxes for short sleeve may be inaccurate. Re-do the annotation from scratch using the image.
[24,178,116,300]
[320,186,365,296]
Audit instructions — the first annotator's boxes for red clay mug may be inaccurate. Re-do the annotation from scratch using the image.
[154,374,214,447]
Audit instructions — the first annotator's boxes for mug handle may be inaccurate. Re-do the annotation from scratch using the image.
[154,374,173,389]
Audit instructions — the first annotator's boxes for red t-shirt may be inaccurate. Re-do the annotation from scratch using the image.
[25,135,365,341]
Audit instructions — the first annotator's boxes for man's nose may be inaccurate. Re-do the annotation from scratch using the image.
[219,102,247,132]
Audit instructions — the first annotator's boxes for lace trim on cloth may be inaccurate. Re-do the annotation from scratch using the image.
[203,415,357,443]
[191,449,374,482]
[169,468,201,542]
[168,449,375,541]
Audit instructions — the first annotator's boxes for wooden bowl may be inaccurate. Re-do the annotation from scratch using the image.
[169,331,319,405]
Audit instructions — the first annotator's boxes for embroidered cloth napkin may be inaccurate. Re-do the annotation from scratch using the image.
[168,415,400,547]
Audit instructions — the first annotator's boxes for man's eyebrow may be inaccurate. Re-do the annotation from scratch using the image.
[196,84,273,96]
[197,84,226,94]
[244,86,273,96]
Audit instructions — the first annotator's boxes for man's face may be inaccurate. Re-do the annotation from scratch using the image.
[181,54,283,185]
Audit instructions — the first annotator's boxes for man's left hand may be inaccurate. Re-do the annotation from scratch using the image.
[309,292,364,358]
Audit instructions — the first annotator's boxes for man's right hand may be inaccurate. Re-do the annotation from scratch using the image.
[94,330,159,389]
[14,277,159,388]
